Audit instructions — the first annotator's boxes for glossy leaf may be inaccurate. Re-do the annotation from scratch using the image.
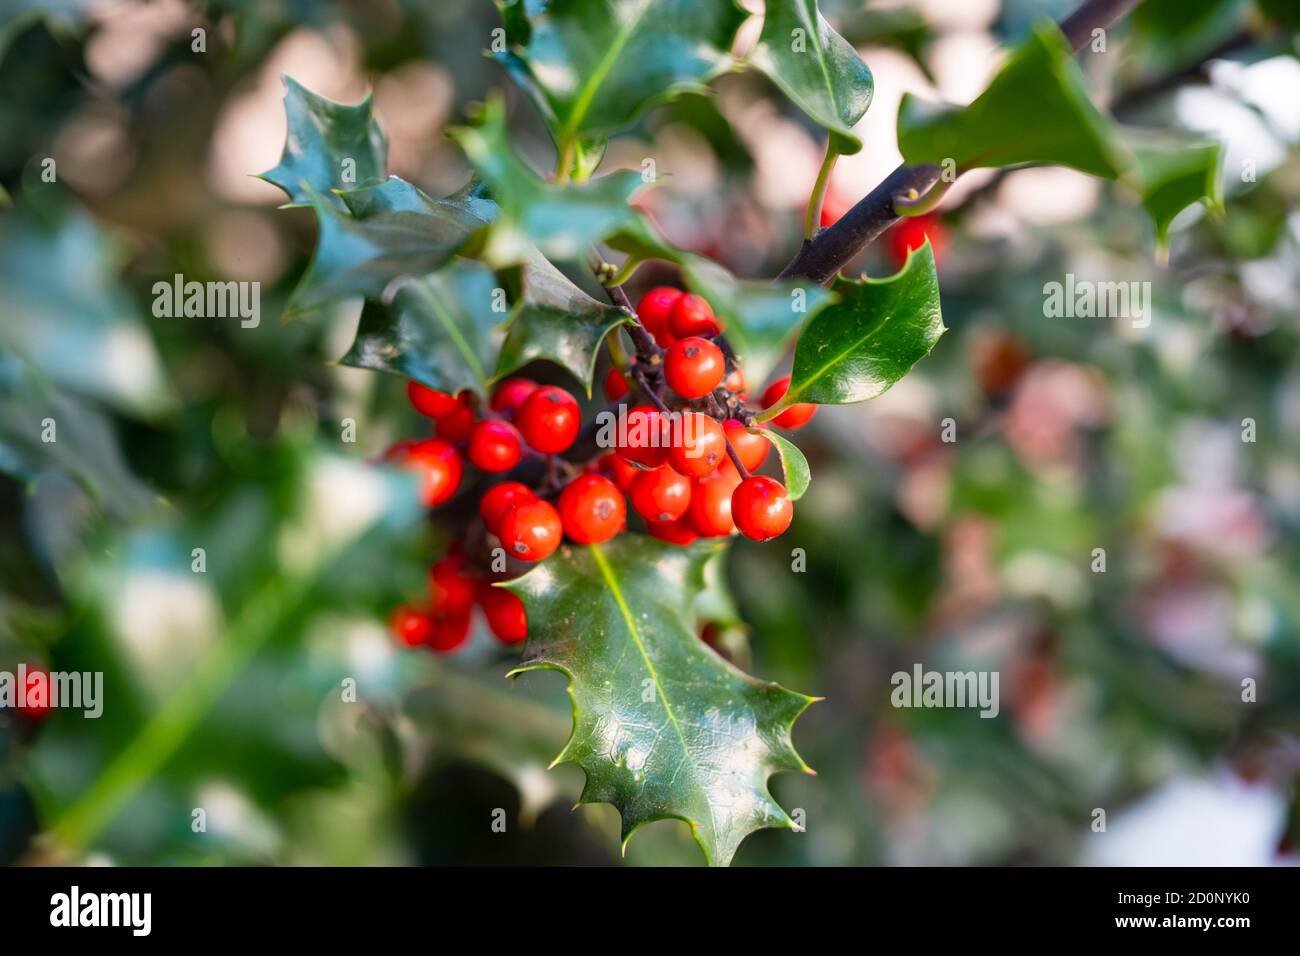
[504,535,815,866]
[492,0,747,162]
[494,253,632,396]
[750,0,874,154]
[897,22,1127,178]
[751,427,810,500]
[340,260,504,397]
[448,98,645,265]
[287,177,496,314]
[258,75,387,207]
[762,240,943,414]
[1125,131,1224,248]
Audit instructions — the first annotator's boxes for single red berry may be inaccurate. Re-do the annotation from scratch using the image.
[637,287,683,347]
[558,473,626,544]
[724,420,770,472]
[499,499,563,561]
[885,213,947,270]
[669,293,721,338]
[630,466,692,523]
[407,382,459,419]
[616,403,669,469]
[435,398,476,443]
[668,412,726,478]
[391,606,435,648]
[481,586,528,645]
[689,475,737,537]
[761,376,817,430]
[664,337,725,399]
[516,385,580,454]
[430,558,477,615]
[480,481,536,535]
[604,366,631,401]
[731,476,793,541]
[648,516,699,546]
[491,377,538,417]
[428,611,472,652]
[468,420,523,473]
[404,438,463,507]
[598,451,640,493]
[724,366,746,394]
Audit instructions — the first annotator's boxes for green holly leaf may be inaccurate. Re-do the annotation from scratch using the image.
[258,75,388,207]
[1124,131,1224,248]
[492,0,747,165]
[897,22,1127,178]
[749,0,874,155]
[503,535,815,866]
[340,260,504,397]
[750,428,810,500]
[608,220,836,383]
[448,97,645,265]
[287,177,496,315]
[494,252,632,396]
[760,241,943,416]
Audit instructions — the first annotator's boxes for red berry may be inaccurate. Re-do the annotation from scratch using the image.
[689,475,736,537]
[648,516,699,546]
[468,420,523,473]
[407,382,459,419]
[491,377,538,417]
[516,386,580,454]
[404,438,463,507]
[499,499,563,561]
[598,452,640,493]
[885,213,947,270]
[664,337,725,399]
[725,420,770,472]
[428,611,472,652]
[391,606,434,648]
[480,481,536,535]
[557,474,625,544]
[430,558,477,615]
[630,466,692,523]
[616,403,669,469]
[435,398,476,443]
[481,586,527,645]
[669,293,721,338]
[724,367,746,394]
[731,476,793,541]
[761,376,817,430]
[604,366,630,401]
[667,412,726,478]
[637,287,683,347]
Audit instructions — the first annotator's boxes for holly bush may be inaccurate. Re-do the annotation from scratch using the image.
[1,0,1298,867]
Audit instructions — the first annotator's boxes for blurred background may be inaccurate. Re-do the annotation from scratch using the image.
[1,0,1298,866]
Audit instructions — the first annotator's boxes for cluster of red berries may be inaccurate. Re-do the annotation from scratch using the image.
[386,285,817,654]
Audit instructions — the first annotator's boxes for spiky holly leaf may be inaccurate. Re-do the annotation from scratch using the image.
[897,22,1127,178]
[258,75,388,206]
[491,0,747,169]
[1124,131,1224,248]
[504,535,815,866]
[448,97,645,265]
[750,428,810,500]
[340,260,504,397]
[493,252,632,396]
[760,240,943,416]
[749,0,874,154]
[287,177,496,315]
[608,220,835,383]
